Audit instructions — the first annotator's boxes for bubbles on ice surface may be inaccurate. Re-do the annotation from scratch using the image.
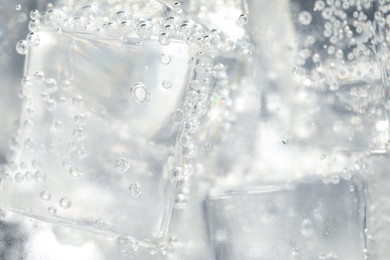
[30,9,40,20]
[34,171,46,182]
[171,166,184,181]
[24,171,34,181]
[16,40,28,55]
[34,71,45,82]
[115,157,131,173]
[314,1,326,11]
[112,11,132,24]
[172,109,184,123]
[69,165,84,178]
[129,183,142,198]
[173,2,182,12]
[44,78,58,93]
[298,11,312,25]
[39,191,52,201]
[48,206,57,215]
[27,32,40,46]
[159,32,171,45]
[182,143,197,158]
[238,14,248,25]
[116,236,139,254]
[59,197,72,209]
[28,20,41,32]
[130,82,150,103]
[160,54,172,65]
[162,80,172,89]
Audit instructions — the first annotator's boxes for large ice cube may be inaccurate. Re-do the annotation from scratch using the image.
[206,178,367,260]
[0,26,195,247]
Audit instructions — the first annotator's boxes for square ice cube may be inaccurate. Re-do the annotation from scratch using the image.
[0,26,195,249]
[205,177,367,260]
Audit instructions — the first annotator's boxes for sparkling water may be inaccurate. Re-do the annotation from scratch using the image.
[0,0,390,259]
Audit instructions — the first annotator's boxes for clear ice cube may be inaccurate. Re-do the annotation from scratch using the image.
[0,26,195,245]
[206,178,367,260]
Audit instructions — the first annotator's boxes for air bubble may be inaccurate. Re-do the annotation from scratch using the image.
[28,20,41,32]
[239,14,248,25]
[129,183,142,198]
[159,32,171,45]
[62,80,72,90]
[162,80,172,89]
[172,109,184,123]
[113,11,132,24]
[45,78,58,93]
[16,40,28,55]
[59,197,72,209]
[330,175,340,184]
[116,236,139,254]
[173,2,182,12]
[171,166,184,181]
[34,171,46,182]
[69,165,83,178]
[27,32,40,46]
[15,4,21,11]
[298,11,312,25]
[130,82,150,103]
[72,128,85,141]
[40,191,51,201]
[25,171,34,181]
[203,35,215,49]
[21,76,33,87]
[34,71,45,82]
[190,80,201,90]
[136,20,153,41]
[160,54,172,65]
[180,134,192,146]
[48,206,57,215]
[182,144,197,158]
[94,219,106,227]
[314,1,325,11]
[115,158,131,173]
[72,95,84,107]
[30,9,40,20]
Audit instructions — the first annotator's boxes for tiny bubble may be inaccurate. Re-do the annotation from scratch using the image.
[129,183,142,198]
[59,197,72,209]
[238,14,248,25]
[40,191,51,201]
[160,54,172,65]
[162,80,172,89]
